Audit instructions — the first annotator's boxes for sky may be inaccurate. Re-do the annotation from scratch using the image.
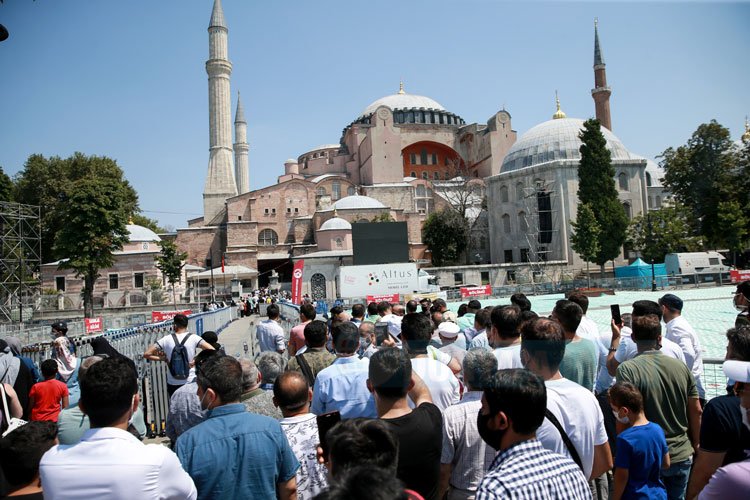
[1,0,748,230]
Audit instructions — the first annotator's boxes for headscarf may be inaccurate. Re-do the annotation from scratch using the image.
[5,337,23,356]
[53,337,78,382]
[0,340,20,386]
[90,336,136,371]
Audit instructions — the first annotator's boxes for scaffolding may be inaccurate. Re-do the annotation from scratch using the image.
[0,202,41,323]
[520,177,560,284]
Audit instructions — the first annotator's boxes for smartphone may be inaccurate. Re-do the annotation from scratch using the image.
[610,304,622,326]
[317,411,341,460]
[375,322,389,346]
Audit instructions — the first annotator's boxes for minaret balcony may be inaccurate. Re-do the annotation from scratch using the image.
[591,86,611,95]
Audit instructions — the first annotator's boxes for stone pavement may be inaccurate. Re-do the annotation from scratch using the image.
[217,315,257,358]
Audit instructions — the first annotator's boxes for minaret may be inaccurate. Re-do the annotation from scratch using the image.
[591,18,612,131]
[203,0,237,224]
[233,92,250,194]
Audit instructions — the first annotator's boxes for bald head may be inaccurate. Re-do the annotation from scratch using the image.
[273,371,311,416]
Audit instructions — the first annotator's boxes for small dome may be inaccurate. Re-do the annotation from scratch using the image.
[127,224,161,242]
[332,194,386,210]
[319,217,352,231]
[501,117,635,173]
[284,158,297,164]
[361,92,446,117]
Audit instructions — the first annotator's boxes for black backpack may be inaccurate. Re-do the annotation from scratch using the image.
[168,333,192,380]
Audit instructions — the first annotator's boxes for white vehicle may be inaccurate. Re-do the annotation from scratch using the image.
[664,252,731,283]
[338,263,439,298]
[418,269,440,293]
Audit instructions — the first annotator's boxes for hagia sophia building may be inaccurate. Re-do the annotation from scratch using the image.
[174,0,669,298]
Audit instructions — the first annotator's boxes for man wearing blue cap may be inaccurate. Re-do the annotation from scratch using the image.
[659,294,706,404]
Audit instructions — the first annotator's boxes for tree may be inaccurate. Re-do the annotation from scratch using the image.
[156,239,187,308]
[577,118,629,274]
[662,120,738,248]
[0,166,13,202]
[570,203,601,288]
[53,153,138,317]
[717,199,748,265]
[627,204,701,263]
[371,212,394,223]
[422,208,469,266]
[131,213,166,233]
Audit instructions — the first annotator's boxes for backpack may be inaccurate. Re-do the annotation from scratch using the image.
[168,333,192,380]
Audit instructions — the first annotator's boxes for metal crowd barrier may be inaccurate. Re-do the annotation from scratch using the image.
[20,307,237,438]
[702,358,730,400]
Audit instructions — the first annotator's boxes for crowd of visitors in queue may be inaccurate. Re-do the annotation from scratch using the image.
[1,281,750,499]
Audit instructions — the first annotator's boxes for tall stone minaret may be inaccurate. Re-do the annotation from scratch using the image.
[233,92,250,194]
[203,0,237,224]
[591,18,612,131]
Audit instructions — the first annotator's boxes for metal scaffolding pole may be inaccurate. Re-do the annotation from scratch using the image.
[0,202,42,323]
[520,178,560,288]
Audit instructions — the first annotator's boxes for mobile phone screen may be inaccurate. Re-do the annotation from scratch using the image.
[610,304,622,325]
[375,322,389,346]
[317,411,341,459]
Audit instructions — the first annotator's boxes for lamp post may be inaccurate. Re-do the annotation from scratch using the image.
[647,214,656,291]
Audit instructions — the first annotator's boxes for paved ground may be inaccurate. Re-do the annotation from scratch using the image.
[218,315,257,358]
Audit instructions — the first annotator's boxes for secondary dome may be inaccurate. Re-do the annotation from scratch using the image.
[332,194,386,210]
[127,224,161,242]
[319,217,352,231]
[501,117,635,173]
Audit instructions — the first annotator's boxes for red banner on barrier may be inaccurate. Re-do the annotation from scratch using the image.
[291,259,305,304]
[84,317,103,334]
[152,310,193,323]
[366,293,400,303]
[460,285,491,298]
[731,270,750,284]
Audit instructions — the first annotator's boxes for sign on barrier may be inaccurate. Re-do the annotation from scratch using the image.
[195,318,204,335]
[84,317,103,334]
[366,293,400,303]
[152,310,192,323]
[730,270,750,283]
[460,285,492,298]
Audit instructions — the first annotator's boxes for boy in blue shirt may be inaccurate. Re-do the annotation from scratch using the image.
[610,381,670,500]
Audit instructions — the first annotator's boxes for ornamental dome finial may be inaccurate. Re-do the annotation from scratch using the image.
[398,80,405,95]
[552,91,567,120]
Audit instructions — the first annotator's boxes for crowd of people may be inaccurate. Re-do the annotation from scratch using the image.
[1,283,749,499]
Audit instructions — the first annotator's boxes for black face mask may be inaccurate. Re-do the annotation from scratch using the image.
[477,411,505,450]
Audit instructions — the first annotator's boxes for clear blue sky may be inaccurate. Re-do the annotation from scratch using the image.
[1,1,748,230]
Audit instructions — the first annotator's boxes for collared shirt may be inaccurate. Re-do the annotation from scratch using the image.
[476,439,590,500]
[441,391,495,491]
[279,413,329,500]
[166,381,206,442]
[468,330,490,350]
[41,427,197,500]
[287,347,337,382]
[241,387,283,419]
[58,404,147,445]
[311,356,376,418]
[176,403,299,500]
[665,315,705,399]
[289,320,311,354]
[257,319,286,353]
[457,313,475,333]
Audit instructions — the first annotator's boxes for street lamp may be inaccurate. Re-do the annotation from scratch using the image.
[647,214,656,291]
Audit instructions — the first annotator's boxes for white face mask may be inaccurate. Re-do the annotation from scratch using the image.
[612,409,629,425]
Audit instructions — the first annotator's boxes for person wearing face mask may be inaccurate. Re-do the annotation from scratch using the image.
[39,357,197,499]
[475,368,590,499]
[733,281,750,328]
[175,355,299,500]
[696,359,750,498]
[608,381,670,500]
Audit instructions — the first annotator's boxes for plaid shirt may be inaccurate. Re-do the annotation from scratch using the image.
[476,439,590,500]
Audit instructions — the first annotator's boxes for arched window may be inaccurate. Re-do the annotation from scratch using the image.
[332,182,341,200]
[316,187,327,196]
[433,171,440,180]
[502,214,511,233]
[500,185,509,203]
[655,196,662,208]
[416,185,426,197]
[516,182,525,201]
[646,172,652,187]
[335,237,343,248]
[518,211,528,232]
[347,186,356,196]
[622,202,632,220]
[618,172,628,191]
[310,273,327,301]
[410,171,416,178]
[422,172,428,180]
[258,229,278,246]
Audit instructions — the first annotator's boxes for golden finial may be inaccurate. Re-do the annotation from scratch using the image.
[398,80,405,95]
[333,208,339,218]
[552,90,567,119]
[742,115,750,144]
[128,215,134,225]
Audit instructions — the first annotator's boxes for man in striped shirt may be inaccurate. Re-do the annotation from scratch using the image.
[476,369,590,500]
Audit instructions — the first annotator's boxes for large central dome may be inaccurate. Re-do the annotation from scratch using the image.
[361,92,446,117]
[501,117,635,173]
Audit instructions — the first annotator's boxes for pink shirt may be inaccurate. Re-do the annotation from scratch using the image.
[289,321,311,354]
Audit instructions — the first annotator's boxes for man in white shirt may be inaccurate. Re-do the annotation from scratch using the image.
[521,317,612,482]
[401,313,460,411]
[143,313,215,397]
[660,293,706,402]
[40,357,197,500]
[257,303,287,354]
[467,309,492,350]
[488,305,524,369]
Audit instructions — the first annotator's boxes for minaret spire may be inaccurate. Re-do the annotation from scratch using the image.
[203,0,237,223]
[591,18,612,131]
[234,92,250,194]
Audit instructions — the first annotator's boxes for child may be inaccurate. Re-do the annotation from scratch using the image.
[609,381,670,500]
[28,359,69,422]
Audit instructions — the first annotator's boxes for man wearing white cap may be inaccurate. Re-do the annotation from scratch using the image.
[436,322,466,368]
[696,359,750,498]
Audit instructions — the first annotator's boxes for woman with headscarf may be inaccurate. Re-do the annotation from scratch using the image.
[5,337,40,384]
[0,339,34,419]
[52,337,80,407]
[90,336,136,372]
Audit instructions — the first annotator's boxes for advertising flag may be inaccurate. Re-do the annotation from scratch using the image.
[291,259,305,304]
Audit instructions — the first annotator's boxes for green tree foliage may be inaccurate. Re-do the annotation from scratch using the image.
[717,200,748,263]
[577,118,629,272]
[422,208,468,266]
[156,239,187,308]
[371,212,394,223]
[662,120,739,248]
[131,213,166,233]
[51,153,138,317]
[626,205,701,263]
[570,203,601,286]
[0,166,13,202]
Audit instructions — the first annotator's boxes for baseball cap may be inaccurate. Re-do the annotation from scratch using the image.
[658,294,683,311]
[437,321,460,338]
[50,321,68,332]
[723,360,750,383]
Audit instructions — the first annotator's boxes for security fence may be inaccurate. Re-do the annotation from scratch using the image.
[702,358,730,400]
[20,307,237,438]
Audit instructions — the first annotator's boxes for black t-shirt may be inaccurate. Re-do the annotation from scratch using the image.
[384,402,443,500]
[700,394,750,465]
